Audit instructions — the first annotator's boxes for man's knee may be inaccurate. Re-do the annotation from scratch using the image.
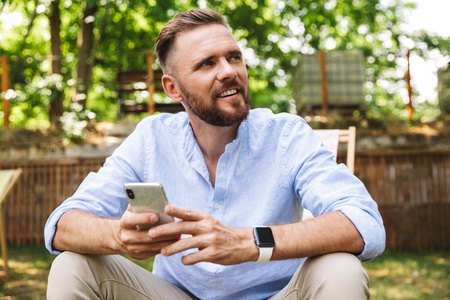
[48,251,94,281]
[304,252,367,280]
[47,251,101,299]
[49,251,85,282]
[299,252,369,299]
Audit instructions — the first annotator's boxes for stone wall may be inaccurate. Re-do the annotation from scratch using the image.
[1,124,449,161]
[0,136,125,161]
[357,133,450,151]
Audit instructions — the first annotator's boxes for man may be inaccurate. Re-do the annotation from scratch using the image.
[45,8,385,299]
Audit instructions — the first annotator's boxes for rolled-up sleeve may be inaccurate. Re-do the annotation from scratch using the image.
[285,119,386,261]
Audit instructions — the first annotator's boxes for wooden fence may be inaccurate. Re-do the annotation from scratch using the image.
[354,151,449,250]
[0,158,105,244]
[0,150,449,250]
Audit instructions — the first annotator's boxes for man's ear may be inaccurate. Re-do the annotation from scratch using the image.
[162,74,183,103]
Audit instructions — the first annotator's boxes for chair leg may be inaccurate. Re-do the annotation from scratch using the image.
[0,208,9,280]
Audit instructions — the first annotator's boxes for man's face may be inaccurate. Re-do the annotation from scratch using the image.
[170,24,250,127]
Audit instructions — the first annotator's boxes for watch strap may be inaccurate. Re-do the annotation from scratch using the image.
[256,246,273,263]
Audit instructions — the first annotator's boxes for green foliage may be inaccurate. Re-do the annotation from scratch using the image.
[0,0,448,131]
[60,102,96,141]
[2,73,66,128]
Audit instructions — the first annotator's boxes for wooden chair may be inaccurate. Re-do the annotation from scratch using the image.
[0,168,22,280]
[313,126,356,174]
[303,126,356,220]
[117,51,184,118]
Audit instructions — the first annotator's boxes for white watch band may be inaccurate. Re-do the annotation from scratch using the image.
[256,246,273,263]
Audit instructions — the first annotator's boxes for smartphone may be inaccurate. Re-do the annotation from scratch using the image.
[123,182,174,230]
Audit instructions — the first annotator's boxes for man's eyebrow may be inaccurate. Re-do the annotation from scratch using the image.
[228,49,242,56]
[193,49,243,69]
[194,55,216,69]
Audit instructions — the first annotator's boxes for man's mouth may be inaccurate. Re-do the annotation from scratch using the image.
[217,89,238,98]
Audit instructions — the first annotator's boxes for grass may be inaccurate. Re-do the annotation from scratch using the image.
[363,250,449,299]
[0,245,53,300]
[0,245,448,300]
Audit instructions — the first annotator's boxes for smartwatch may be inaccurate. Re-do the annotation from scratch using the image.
[253,226,275,263]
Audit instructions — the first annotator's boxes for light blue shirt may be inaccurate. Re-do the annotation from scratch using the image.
[45,108,385,300]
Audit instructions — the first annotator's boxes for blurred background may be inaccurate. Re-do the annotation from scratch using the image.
[0,0,449,299]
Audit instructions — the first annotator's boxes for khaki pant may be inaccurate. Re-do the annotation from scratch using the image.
[47,252,369,299]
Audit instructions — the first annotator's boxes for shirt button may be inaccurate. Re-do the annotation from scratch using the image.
[214,203,220,210]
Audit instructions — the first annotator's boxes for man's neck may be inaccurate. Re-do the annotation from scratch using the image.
[190,117,239,161]
[188,112,240,187]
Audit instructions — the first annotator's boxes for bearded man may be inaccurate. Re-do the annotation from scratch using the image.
[45,8,385,300]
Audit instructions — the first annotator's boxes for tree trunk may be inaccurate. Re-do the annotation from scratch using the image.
[49,0,64,127]
[72,1,98,108]
[11,0,38,84]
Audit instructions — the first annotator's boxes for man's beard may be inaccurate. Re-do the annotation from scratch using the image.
[179,79,250,127]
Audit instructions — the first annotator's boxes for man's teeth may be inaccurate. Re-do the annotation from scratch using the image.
[218,89,237,98]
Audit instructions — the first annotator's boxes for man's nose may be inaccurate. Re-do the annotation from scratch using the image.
[216,59,237,82]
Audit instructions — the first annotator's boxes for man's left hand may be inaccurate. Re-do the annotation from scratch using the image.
[148,205,258,265]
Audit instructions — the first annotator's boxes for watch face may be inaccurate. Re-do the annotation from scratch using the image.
[254,227,275,247]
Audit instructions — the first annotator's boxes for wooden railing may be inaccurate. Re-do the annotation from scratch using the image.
[0,150,449,250]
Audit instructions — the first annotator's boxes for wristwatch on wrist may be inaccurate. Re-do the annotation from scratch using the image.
[253,226,275,263]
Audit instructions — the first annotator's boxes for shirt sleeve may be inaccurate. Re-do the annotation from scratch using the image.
[44,120,151,254]
[283,118,386,262]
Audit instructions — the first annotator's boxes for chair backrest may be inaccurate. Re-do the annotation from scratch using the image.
[116,51,184,117]
[313,126,356,174]
[0,168,22,280]
[303,127,356,221]
[0,169,22,205]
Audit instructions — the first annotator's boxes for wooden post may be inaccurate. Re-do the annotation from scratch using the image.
[318,50,329,115]
[406,50,414,120]
[147,51,155,115]
[1,55,10,128]
[346,126,356,174]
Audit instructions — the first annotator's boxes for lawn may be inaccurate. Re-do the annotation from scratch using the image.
[0,245,448,300]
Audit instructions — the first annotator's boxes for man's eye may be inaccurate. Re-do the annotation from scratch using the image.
[230,55,242,61]
[200,61,213,67]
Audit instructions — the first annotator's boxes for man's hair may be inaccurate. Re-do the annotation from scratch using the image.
[155,8,228,73]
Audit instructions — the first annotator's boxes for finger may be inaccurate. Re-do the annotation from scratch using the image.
[121,227,180,245]
[165,205,207,221]
[148,219,200,239]
[126,239,179,254]
[181,249,208,265]
[180,245,241,266]
[160,235,204,257]
[121,210,159,230]
[180,246,227,266]
[149,210,220,240]
[127,251,159,261]
[126,238,179,260]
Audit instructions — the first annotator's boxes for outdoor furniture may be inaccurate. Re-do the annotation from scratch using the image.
[116,51,184,118]
[314,126,356,174]
[0,168,22,280]
[303,126,356,220]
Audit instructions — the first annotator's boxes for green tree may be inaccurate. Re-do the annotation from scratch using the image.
[0,0,448,132]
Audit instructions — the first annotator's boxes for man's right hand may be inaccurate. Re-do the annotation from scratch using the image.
[116,205,180,260]
[52,208,179,260]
